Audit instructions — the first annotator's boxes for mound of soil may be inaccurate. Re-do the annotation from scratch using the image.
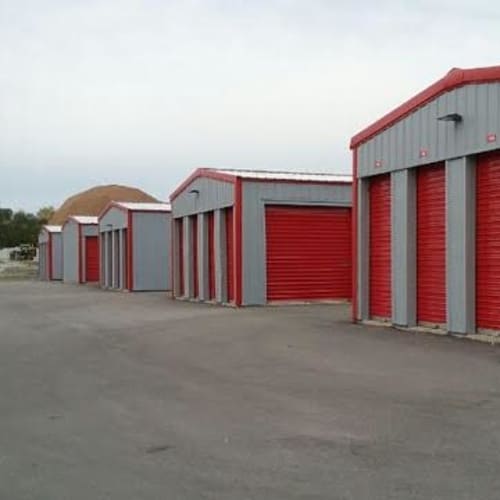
[50,185,159,225]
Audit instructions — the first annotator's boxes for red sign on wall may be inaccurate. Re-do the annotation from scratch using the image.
[487,133,497,143]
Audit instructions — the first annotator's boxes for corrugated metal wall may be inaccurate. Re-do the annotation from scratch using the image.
[132,212,171,291]
[51,234,63,280]
[39,243,48,280]
[63,220,79,283]
[172,177,234,217]
[358,83,500,178]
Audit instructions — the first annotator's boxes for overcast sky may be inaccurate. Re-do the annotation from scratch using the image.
[1,0,499,212]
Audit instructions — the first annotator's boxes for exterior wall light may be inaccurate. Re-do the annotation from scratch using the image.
[437,113,462,122]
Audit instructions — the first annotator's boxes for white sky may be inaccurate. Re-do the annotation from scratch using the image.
[1,0,499,212]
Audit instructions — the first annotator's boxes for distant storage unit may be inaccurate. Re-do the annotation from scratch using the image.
[351,65,500,335]
[98,202,172,291]
[62,216,100,284]
[38,225,63,281]
[170,168,352,306]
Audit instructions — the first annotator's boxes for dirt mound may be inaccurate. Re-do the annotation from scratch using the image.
[50,185,159,225]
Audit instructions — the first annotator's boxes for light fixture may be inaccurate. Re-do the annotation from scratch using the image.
[437,113,462,122]
[189,189,200,196]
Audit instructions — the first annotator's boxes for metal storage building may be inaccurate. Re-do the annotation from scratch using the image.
[98,202,172,291]
[62,216,100,284]
[170,168,352,306]
[38,225,63,281]
[351,65,500,335]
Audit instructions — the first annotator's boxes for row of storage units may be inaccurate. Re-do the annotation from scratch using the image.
[170,168,353,306]
[38,225,63,281]
[39,202,172,292]
[352,65,500,335]
[62,216,100,284]
[98,202,172,291]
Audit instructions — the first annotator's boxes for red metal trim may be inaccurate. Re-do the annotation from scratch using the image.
[127,211,134,291]
[78,223,83,283]
[352,149,358,321]
[351,65,500,149]
[234,177,243,306]
[170,168,237,201]
[48,232,53,280]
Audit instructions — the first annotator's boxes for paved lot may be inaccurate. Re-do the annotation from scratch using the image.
[1,281,500,499]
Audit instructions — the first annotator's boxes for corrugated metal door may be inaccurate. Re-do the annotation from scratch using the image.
[369,174,391,319]
[477,151,500,330]
[192,216,198,298]
[265,205,351,301]
[85,236,100,282]
[226,208,234,302]
[178,219,184,296]
[208,211,215,300]
[417,163,446,324]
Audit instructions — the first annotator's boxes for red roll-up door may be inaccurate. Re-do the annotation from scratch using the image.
[192,215,198,298]
[226,208,234,302]
[369,174,391,319]
[178,219,184,297]
[208,212,215,300]
[416,163,446,324]
[85,236,99,282]
[265,205,351,301]
[476,151,500,330]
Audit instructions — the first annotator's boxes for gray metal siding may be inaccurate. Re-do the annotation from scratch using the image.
[357,179,370,320]
[39,243,47,280]
[63,221,79,283]
[241,181,352,305]
[446,157,476,334]
[172,177,234,218]
[358,83,500,178]
[391,170,416,327]
[82,225,98,237]
[132,212,171,291]
[38,229,49,244]
[52,233,63,280]
[99,207,127,231]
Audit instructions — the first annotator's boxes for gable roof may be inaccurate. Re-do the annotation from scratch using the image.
[351,65,500,149]
[42,225,62,233]
[67,215,99,225]
[170,167,352,201]
[113,202,171,212]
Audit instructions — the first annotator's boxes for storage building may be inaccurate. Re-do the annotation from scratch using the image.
[38,225,63,281]
[351,65,500,335]
[170,168,352,306]
[98,202,172,291]
[62,216,100,284]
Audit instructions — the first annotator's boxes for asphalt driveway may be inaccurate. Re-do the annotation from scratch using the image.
[0,281,499,499]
